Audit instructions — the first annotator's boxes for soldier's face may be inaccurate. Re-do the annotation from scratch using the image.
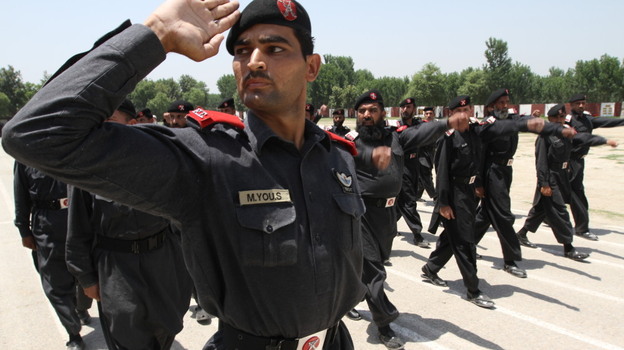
[219,107,236,115]
[169,112,187,128]
[493,96,510,112]
[452,106,472,116]
[232,24,321,117]
[548,112,566,125]
[400,104,415,118]
[424,110,435,120]
[571,100,585,114]
[333,114,345,125]
[357,103,385,126]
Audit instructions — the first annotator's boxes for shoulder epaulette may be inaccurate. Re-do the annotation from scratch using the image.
[485,116,496,124]
[187,107,245,130]
[396,125,408,133]
[469,117,480,124]
[445,129,455,136]
[325,131,358,156]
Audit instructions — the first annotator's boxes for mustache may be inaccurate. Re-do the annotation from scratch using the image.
[243,71,272,84]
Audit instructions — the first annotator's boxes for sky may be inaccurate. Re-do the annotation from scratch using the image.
[1,0,623,93]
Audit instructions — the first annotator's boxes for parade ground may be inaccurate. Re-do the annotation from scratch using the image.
[1,127,624,349]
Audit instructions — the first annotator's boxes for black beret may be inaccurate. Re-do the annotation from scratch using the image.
[485,88,510,106]
[305,103,314,112]
[117,99,136,118]
[332,109,345,116]
[136,108,153,119]
[354,90,384,110]
[423,106,434,112]
[167,100,194,114]
[568,93,586,103]
[218,98,235,109]
[226,0,311,55]
[399,97,415,107]
[448,96,471,110]
[547,103,566,117]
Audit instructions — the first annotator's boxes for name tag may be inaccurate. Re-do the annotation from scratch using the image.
[507,159,514,166]
[562,162,568,169]
[59,198,69,209]
[296,329,328,350]
[239,190,291,206]
[385,197,396,208]
[469,176,476,185]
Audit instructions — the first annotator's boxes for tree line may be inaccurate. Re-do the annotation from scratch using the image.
[1,38,623,120]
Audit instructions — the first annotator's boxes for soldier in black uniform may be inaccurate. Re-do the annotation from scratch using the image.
[423,95,551,308]
[217,97,236,115]
[415,106,437,202]
[473,88,574,279]
[328,109,350,137]
[347,90,468,349]
[65,102,193,350]
[394,97,429,248]
[164,100,194,128]
[516,104,617,259]
[564,94,624,241]
[13,163,91,350]
[3,0,370,349]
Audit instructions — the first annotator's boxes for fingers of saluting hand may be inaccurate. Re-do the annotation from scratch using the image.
[146,0,240,61]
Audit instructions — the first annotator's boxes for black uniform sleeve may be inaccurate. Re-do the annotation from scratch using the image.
[13,162,33,238]
[398,120,448,154]
[434,135,453,208]
[572,132,608,148]
[535,136,550,188]
[1,25,198,223]
[590,116,624,129]
[66,186,99,289]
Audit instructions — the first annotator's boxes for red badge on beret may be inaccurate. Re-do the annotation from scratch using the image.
[277,0,298,21]
[460,99,467,106]
[370,92,377,100]
[178,105,185,111]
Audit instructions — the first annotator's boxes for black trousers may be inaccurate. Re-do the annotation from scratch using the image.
[397,172,423,237]
[474,164,522,262]
[416,165,436,200]
[426,183,480,296]
[522,186,574,245]
[362,258,399,328]
[568,158,590,234]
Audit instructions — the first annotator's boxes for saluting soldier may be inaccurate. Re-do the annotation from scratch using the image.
[394,97,430,248]
[423,95,550,308]
[565,94,624,241]
[217,97,236,115]
[516,103,617,260]
[347,90,468,349]
[473,88,574,278]
[2,0,371,348]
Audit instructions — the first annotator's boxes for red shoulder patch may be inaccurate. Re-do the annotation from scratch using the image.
[187,108,244,130]
[396,125,408,133]
[325,130,358,156]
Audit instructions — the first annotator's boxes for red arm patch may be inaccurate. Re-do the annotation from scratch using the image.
[396,125,408,132]
[325,130,358,156]
[187,108,244,130]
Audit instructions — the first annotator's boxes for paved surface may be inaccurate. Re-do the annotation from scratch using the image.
[1,128,624,349]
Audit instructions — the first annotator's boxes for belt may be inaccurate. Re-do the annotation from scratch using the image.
[363,196,397,208]
[550,161,569,170]
[488,157,514,166]
[451,175,476,185]
[221,321,338,350]
[96,230,166,254]
[34,198,69,210]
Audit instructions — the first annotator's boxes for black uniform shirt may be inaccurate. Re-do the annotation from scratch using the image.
[13,162,68,239]
[2,24,366,339]
[329,124,350,137]
[566,110,624,159]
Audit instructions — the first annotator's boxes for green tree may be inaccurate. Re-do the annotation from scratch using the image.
[329,85,361,110]
[373,76,409,108]
[456,68,489,104]
[0,92,10,116]
[483,38,512,92]
[539,67,574,103]
[508,62,538,104]
[406,63,447,106]
[573,54,624,102]
[0,65,28,116]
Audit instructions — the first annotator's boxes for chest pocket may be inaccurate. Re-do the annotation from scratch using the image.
[332,193,366,250]
[236,203,296,266]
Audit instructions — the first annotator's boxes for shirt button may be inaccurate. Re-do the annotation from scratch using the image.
[266,225,273,233]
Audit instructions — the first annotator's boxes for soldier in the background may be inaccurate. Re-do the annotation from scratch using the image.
[14,162,91,350]
[164,100,194,128]
[218,97,237,115]
[565,94,624,241]
[329,109,350,137]
[136,108,156,124]
[415,107,437,202]
[395,97,429,248]
[517,103,617,259]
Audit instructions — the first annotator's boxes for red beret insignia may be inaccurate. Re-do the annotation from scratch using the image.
[460,99,467,106]
[370,92,377,100]
[178,104,185,111]
[277,0,297,21]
